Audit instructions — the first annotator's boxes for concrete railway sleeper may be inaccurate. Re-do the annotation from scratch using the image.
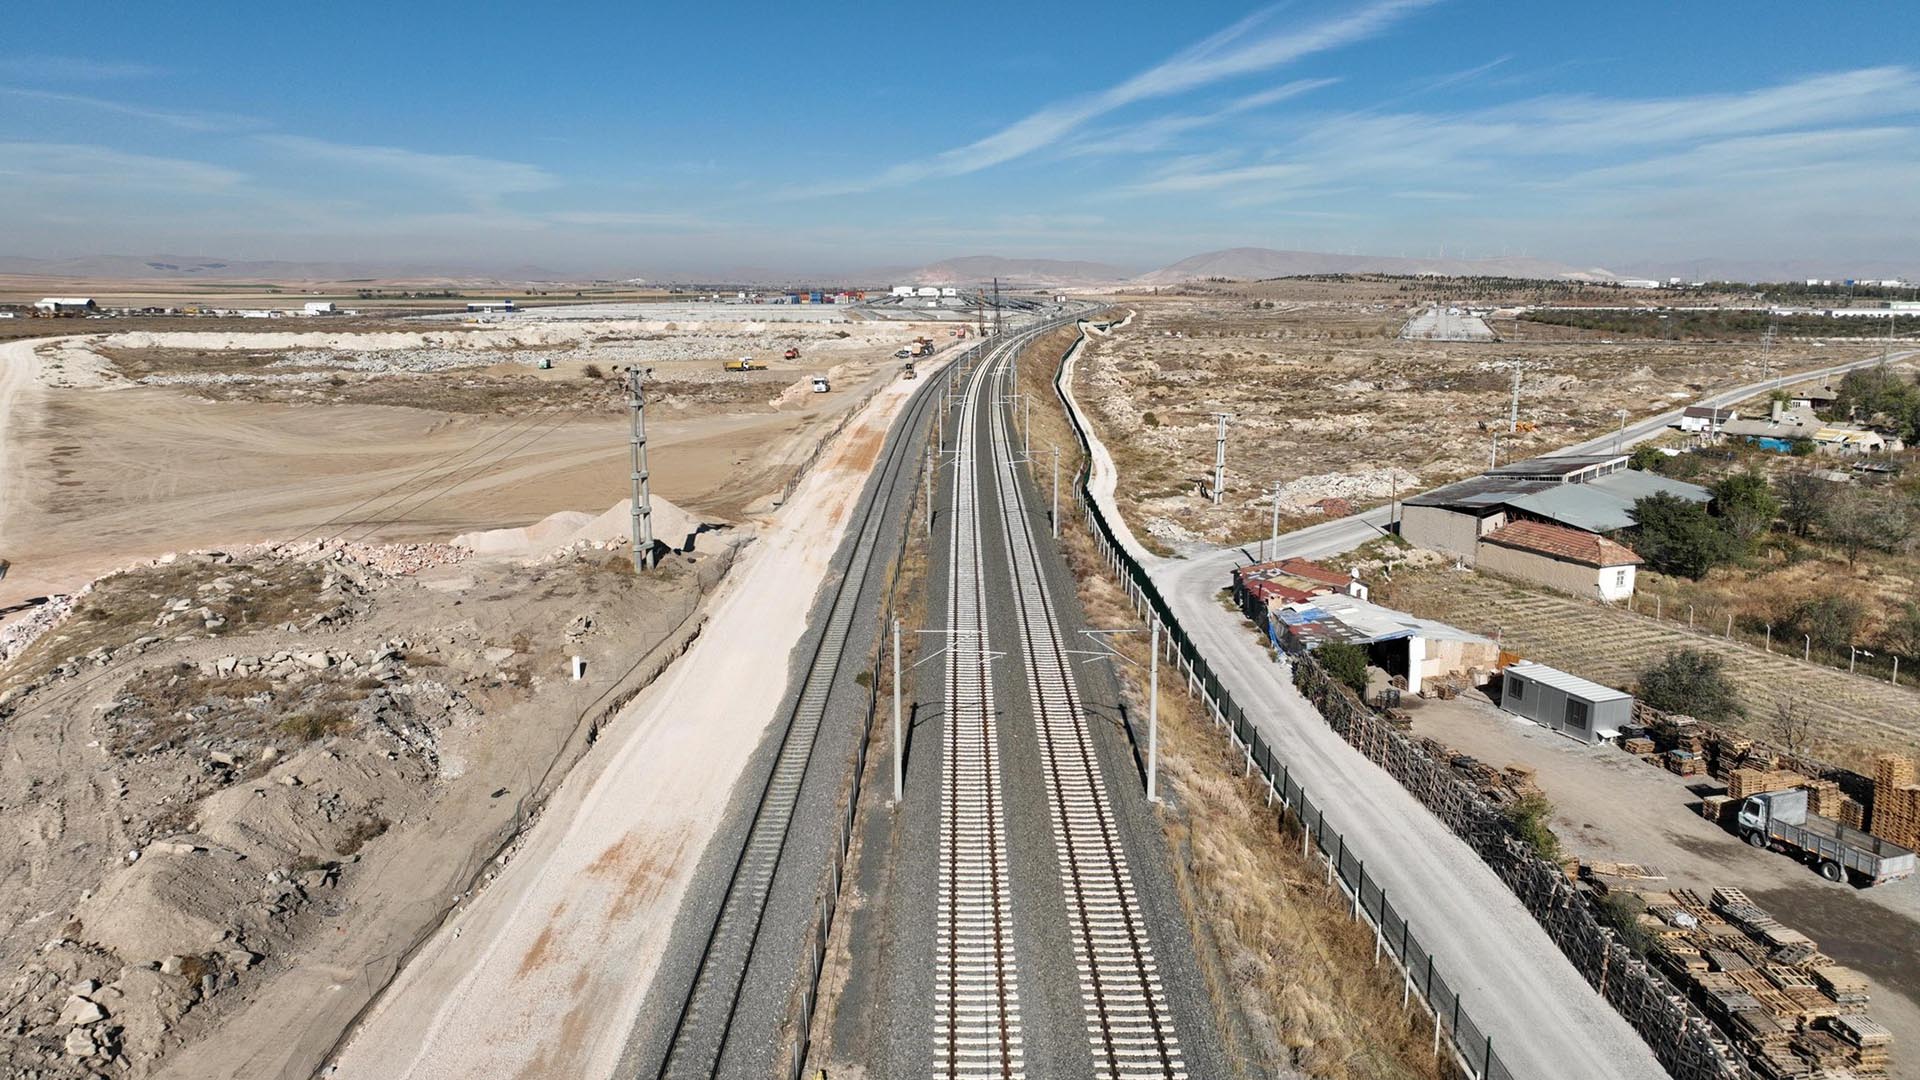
[984,347,1186,1080]
[654,342,968,1080]
[935,333,1027,1079]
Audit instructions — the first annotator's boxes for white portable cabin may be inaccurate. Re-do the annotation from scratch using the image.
[1498,661,1632,745]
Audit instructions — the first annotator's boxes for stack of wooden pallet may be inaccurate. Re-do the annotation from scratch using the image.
[1729,768,1807,800]
[1700,793,1735,825]
[1806,779,1845,818]
[1611,884,1890,1078]
[1869,753,1920,850]
[1834,1015,1892,1074]
[1622,733,1657,757]
[1667,749,1706,776]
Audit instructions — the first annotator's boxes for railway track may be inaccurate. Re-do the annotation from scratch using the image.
[654,344,968,1079]
[934,333,1029,1079]
[983,342,1186,1080]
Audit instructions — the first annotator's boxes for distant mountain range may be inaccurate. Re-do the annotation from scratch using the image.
[1128,247,1614,285]
[6,248,1908,290]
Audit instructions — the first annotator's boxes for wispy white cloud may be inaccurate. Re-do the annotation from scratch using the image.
[1120,66,1920,204]
[256,135,558,202]
[1067,77,1338,157]
[798,0,1433,195]
[0,87,259,132]
[0,141,244,189]
[0,55,163,81]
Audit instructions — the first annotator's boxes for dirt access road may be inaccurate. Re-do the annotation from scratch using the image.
[317,359,943,1080]
[1414,694,1920,1077]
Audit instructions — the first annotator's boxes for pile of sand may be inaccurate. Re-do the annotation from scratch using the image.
[453,495,701,559]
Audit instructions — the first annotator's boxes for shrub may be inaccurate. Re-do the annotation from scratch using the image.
[1637,648,1742,721]
[1315,642,1370,698]
[1506,793,1562,862]
[1631,492,1742,578]
[583,363,603,379]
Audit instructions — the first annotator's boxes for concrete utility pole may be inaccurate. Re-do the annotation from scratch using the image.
[1508,367,1521,433]
[1615,409,1629,453]
[1489,433,1500,469]
[1211,413,1231,505]
[628,366,656,571]
[1023,394,1032,457]
[992,277,1002,340]
[924,445,934,538]
[1268,480,1282,561]
[1148,617,1161,803]
[892,617,902,803]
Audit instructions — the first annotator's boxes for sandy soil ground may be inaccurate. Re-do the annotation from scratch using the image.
[1412,692,1920,1076]
[323,356,942,1079]
[0,537,720,1079]
[0,322,964,609]
[1075,298,1879,551]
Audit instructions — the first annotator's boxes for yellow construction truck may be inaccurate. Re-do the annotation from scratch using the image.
[723,357,760,372]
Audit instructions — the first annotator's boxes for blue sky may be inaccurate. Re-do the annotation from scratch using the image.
[3,1,1918,276]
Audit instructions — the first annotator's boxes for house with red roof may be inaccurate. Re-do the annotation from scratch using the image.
[1474,519,1643,602]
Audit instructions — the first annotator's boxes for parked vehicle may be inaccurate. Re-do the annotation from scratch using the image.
[902,361,917,379]
[1738,788,1917,886]
[723,357,760,372]
[894,347,912,359]
[784,347,800,360]
[811,375,830,393]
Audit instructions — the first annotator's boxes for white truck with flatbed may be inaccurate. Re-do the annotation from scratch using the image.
[1737,788,1917,886]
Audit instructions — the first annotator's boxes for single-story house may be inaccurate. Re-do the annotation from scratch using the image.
[1269,593,1499,694]
[1678,405,1736,434]
[1475,519,1642,602]
[1717,401,1822,440]
[302,301,337,315]
[1789,386,1839,411]
[1400,458,1709,563]
[1231,557,1363,621]
[1813,427,1900,455]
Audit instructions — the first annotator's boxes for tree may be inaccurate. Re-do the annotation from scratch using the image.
[1825,487,1904,566]
[1769,695,1814,757]
[1629,444,1668,472]
[1315,642,1370,699]
[1790,593,1866,654]
[1880,601,1920,658]
[1833,366,1918,426]
[1778,471,1835,537]
[1637,648,1743,722]
[1631,492,1741,578]
[1710,470,1780,543]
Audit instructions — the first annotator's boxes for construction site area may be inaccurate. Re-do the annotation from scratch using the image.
[0,302,961,1079]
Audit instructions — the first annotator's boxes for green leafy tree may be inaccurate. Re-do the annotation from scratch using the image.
[1628,445,1668,472]
[1631,492,1741,578]
[1833,367,1918,426]
[1315,641,1370,698]
[1637,648,1743,722]
[1710,471,1779,543]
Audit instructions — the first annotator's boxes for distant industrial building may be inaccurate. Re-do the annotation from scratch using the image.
[302,301,337,315]
[33,297,97,315]
[889,285,916,297]
[1499,661,1631,744]
[466,300,516,313]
